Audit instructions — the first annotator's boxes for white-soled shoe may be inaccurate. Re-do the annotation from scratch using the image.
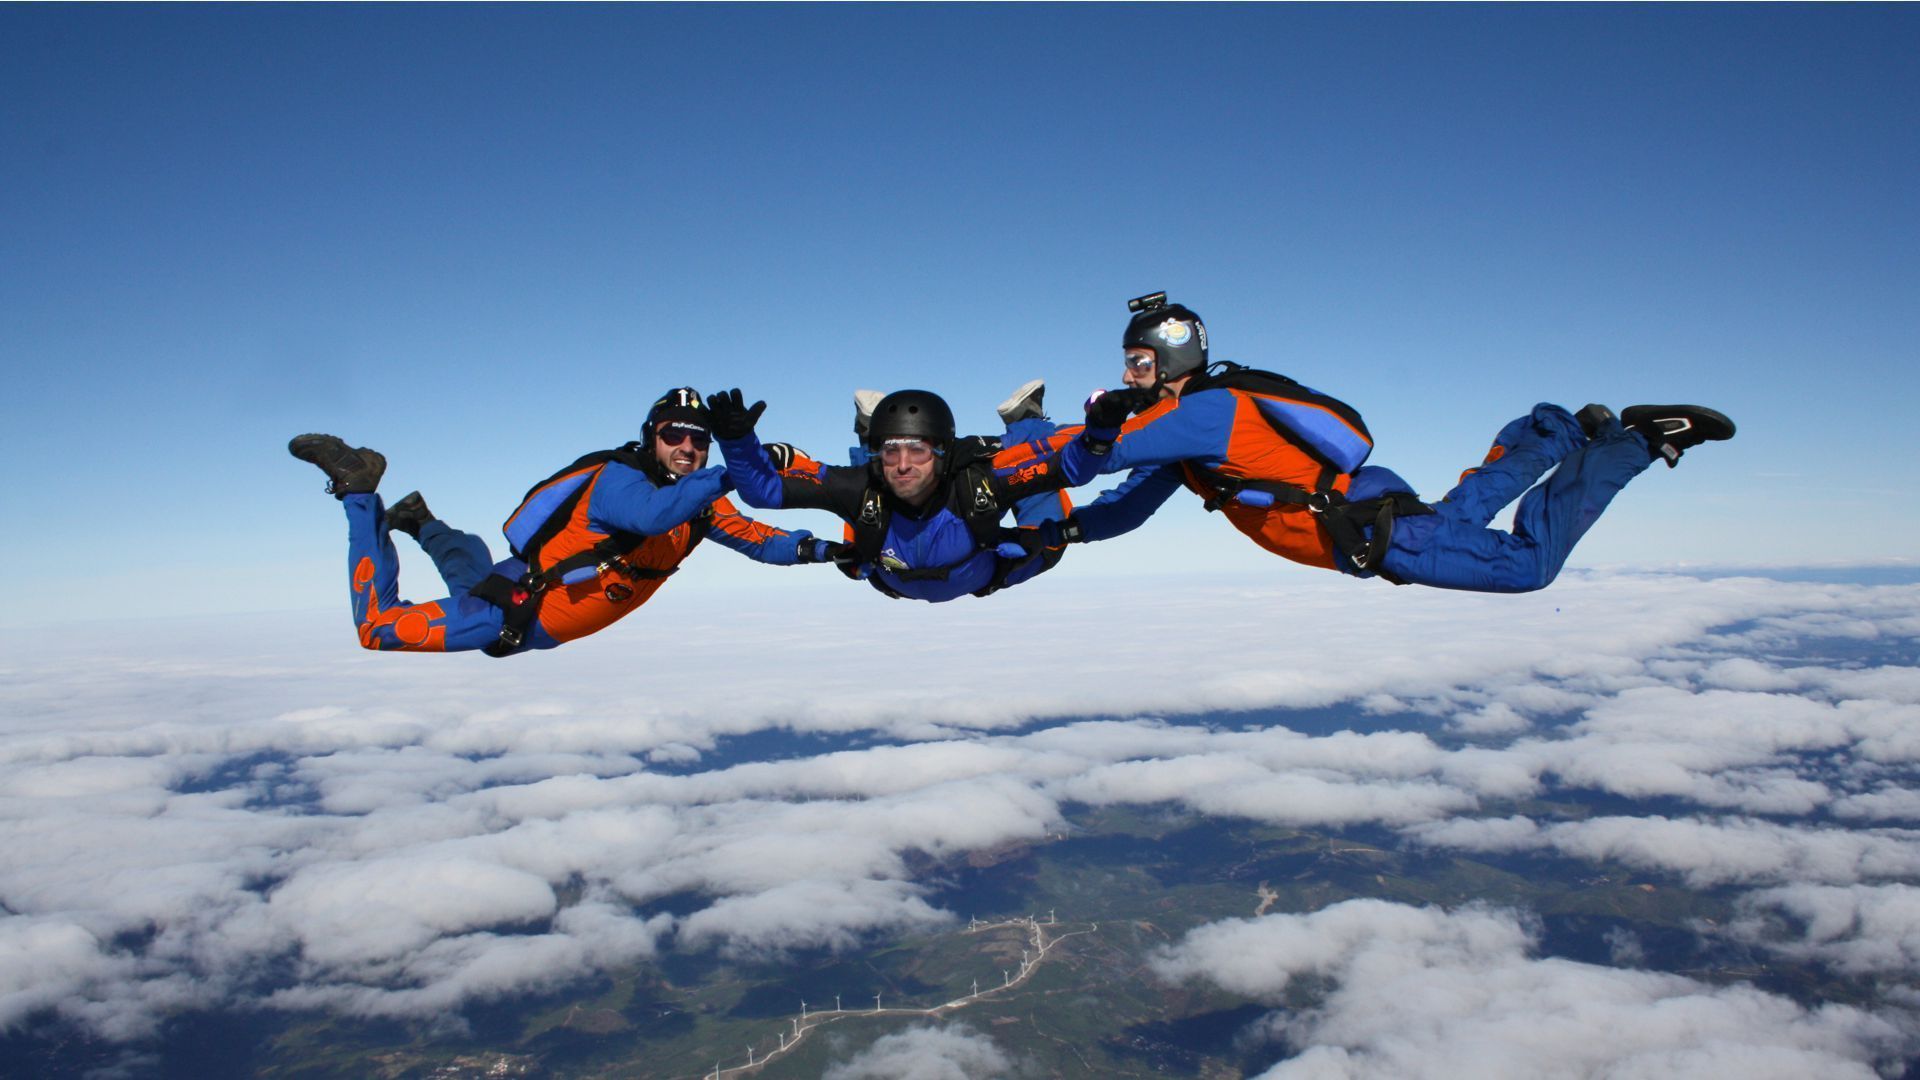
[996,379,1046,424]
[853,389,884,439]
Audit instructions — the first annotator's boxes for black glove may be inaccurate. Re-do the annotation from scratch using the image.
[1084,386,1155,429]
[705,388,766,441]
[801,539,857,565]
[1040,515,1085,547]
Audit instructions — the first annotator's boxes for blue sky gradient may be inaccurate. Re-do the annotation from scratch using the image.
[3,5,1915,625]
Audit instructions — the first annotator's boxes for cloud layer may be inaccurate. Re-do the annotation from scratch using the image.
[1151,899,1904,1079]
[3,570,1919,1071]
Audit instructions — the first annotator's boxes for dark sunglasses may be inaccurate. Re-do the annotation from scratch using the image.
[658,425,712,449]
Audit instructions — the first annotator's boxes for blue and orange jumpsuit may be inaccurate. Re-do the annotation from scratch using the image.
[340,460,817,653]
[718,418,1081,602]
[1062,388,1656,593]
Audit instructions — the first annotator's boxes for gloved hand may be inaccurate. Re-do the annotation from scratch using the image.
[1034,515,1084,548]
[801,539,857,565]
[1084,386,1156,429]
[705,388,766,441]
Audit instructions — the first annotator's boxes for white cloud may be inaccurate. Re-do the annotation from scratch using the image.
[679,878,951,957]
[1729,883,1920,976]
[1408,814,1920,888]
[822,1022,1018,1080]
[1151,899,1911,1079]
[266,856,559,970]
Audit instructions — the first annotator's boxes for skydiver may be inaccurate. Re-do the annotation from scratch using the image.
[1043,293,1736,592]
[288,388,841,655]
[704,384,1090,601]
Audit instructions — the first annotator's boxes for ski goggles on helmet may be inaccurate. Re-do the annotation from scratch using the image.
[657,423,712,449]
[1124,350,1158,376]
[879,437,939,465]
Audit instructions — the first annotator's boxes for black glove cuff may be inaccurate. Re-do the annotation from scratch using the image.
[1079,432,1113,457]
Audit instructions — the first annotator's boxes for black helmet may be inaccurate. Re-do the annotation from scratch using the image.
[865,389,955,452]
[645,386,710,442]
[1123,292,1207,382]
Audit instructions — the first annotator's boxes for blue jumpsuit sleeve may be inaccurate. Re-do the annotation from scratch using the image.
[1074,464,1186,541]
[704,496,816,564]
[1056,432,1109,488]
[1092,390,1240,477]
[587,462,731,536]
[715,433,785,509]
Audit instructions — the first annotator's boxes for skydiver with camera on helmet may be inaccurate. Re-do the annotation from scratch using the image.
[1042,292,1738,593]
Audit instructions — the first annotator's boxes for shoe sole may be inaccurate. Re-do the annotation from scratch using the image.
[997,380,1046,422]
[1621,405,1735,441]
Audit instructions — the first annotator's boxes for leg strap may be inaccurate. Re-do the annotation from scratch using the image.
[470,573,541,657]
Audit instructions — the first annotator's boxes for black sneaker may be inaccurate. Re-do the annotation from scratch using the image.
[288,434,387,497]
[385,490,435,537]
[1573,403,1616,440]
[1620,405,1736,468]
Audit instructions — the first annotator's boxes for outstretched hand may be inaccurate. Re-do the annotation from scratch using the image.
[705,388,766,440]
[1083,386,1155,429]
[803,539,857,565]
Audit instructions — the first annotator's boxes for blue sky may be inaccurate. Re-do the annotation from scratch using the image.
[3,4,1916,626]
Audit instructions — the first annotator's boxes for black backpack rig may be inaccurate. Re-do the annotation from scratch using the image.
[1180,361,1432,582]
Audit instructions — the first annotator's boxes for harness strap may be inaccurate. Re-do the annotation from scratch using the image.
[538,535,679,586]
[1195,471,1320,514]
[851,460,1008,591]
[471,573,537,658]
[852,487,888,567]
[971,527,1057,598]
[1191,469,1432,585]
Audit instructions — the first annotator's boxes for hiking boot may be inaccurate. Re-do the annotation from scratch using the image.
[288,433,386,497]
[1621,405,1736,468]
[853,389,884,440]
[1573,403,1616,440]
[385,490,435,537]
[996,379,1047,424]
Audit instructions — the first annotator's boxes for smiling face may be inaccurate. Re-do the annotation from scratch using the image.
[878,437,941,506]
[653,423,711,477]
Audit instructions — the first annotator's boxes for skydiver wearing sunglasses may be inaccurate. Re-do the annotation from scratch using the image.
[287,387,842,656]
